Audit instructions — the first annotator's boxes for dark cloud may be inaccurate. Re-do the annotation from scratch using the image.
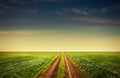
[0,3,10,9]
[8,0,18,3]
[8,0,28,5]
[19,1,28,5]
[56,11,63,15]
[101,7,108,13]
[98,3,120,15]
[69,17,120,25]
[111,4,120,10]
[24,9,39,13]
[32,0,39,2]
[0,0,120,29]
[56,8,90,16]
[39,0,64,2]
[0,9,5,15]
[0,3,10,15]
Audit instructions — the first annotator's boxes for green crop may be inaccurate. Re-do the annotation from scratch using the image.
[0,54,56,78]
[56,55,65,78]
[67,52,120,78]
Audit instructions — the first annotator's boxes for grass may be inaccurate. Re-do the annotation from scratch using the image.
[66,54,91,78]
[0,52,58,78]
[34,53,59,78]
[67,52,120,78]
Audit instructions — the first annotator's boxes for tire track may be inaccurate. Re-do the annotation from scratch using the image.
[38,54,61,78]
[64,54,81,78]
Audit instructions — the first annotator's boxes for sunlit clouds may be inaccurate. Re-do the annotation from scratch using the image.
[0,30,40,35]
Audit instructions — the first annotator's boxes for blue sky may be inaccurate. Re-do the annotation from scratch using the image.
[0,0,120,51]
[0,0,120,30]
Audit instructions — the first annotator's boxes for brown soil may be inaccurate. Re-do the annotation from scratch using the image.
[37,55,61,78]
[37,53,81,78]
[64,54,81,78]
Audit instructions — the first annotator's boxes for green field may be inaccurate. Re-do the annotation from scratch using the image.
[0,52,57,78]
[0,52,120,78]
[67,52,120,78]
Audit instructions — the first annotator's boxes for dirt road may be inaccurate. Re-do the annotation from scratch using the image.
[64,54,81,78]
[38,55,61,78]
[37,53,81,78]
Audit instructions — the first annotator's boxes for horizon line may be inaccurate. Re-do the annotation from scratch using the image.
[0,50,120,52]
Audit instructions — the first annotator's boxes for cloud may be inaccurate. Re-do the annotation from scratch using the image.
[13,9,39,14]
[0,30,40,35]
[71,8,80,14]
[0,3,11,15]
[0,2,18,16]
[8,0,17,3]
[24,9,39,13]
[111,4,120,10]
[40,0,64,2]
[8,0,28,5]
[101,7,108,13]
[56,8,89,15]
[56,11,63,15]
[71,8,88,15]
[0,9,5,15]
[19,1,28,5]
[100,4,120,14]
[0,3,10,9]
[69,17,120,25]
[32,0,39,2]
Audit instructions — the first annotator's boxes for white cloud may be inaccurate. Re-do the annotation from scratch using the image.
[71,8,88,15]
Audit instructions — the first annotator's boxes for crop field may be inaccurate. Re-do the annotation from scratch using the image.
[0,52,120,78]
[0,52,57,78]
[56,55,65,78]
[67,52,120,78]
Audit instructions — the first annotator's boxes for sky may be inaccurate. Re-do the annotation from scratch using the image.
[0,0,120,51]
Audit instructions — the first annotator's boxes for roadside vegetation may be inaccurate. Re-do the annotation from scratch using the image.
[0,52,57,78]
[56,55,65,78]
[67,52,120,78]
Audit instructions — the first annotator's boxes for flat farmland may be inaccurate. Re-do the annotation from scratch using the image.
[0,52,120,78]
[0,52,58,78]
[67,52,120,78]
